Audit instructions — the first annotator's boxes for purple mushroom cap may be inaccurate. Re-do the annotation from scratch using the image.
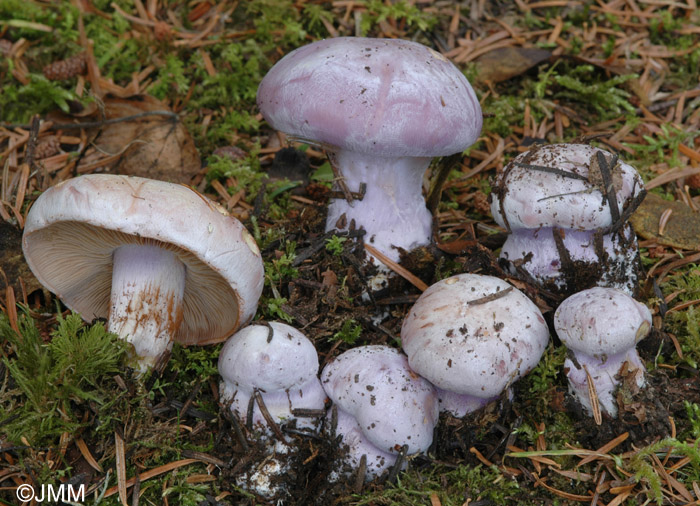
[401,273,549,401]
[490,143,644,232]
[257,37,482,157]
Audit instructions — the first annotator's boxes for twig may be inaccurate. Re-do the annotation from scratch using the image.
[0,111,179,131]
[466,286,513,306]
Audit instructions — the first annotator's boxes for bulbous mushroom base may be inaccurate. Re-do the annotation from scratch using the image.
[499,224,641,296]
[108,243,185,371]
[221,377,327,437]
[564,348,645,419]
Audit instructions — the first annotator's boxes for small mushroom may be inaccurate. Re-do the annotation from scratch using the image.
[218,322,327,433]
[22,174,264,371]
[320,345,438,480]
[401,273,549,417]
[257,37,482,264]
[490,143,645,295]
[554,286,651,418]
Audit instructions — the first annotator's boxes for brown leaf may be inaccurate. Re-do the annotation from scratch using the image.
[71,95,200,183]
[629,193,700,250]
[474,47,552,83]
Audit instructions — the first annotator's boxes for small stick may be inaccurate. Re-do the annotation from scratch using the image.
[0,111,179,131]
[328,153,355,205]
[264,321,275,343]
[595,151,621,225]
[514,161,588,181]
[353,454,367,492]
[426,153,462,216]
[246,395,255,432]
[254,390,286,441]
[224,408,249,453]
[24,115,41,172]
[290,408,326,418]
[466,286,513,306]
[386,444,409,483]
[328,182,366,201]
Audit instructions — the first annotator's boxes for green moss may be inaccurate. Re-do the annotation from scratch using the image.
[1,312,126,445]
[354,464,521,505]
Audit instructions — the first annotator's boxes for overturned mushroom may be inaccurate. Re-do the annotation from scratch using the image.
[257,37,482,264]
[554,286,652,419]
[401,273,549,417]
[22,174,264,371]
[490,143,646,296]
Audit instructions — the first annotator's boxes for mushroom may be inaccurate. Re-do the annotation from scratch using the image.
[490,143,646,295]
[257,37,482,264]
[218,321,327,433]
[329,408,401,481]
[22,174,264,370]
[401,273,549,417]
[320,345,438,480]
[554,286,651,418]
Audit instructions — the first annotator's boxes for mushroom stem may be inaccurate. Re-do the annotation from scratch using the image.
[108,243,185,370]
[325,150,433,264]
[565,348,645,418]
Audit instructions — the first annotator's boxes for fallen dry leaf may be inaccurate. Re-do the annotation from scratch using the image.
[474,46,552,83]
[55,95,201,183]
[629,193,700,250]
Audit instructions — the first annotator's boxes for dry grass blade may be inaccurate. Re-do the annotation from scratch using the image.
[582,364,602,426]
[363,243,428,291]
[103,459,199,498]
[76,438,104,473]
[533,473,593,501]
[115,431,128,506]
[4,285,18,334]
[578,433,629,467]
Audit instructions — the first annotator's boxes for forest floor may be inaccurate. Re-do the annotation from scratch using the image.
[2,1,700,505]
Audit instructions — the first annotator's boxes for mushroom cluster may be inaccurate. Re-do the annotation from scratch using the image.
[22,174,264,371]
[490,143,646,296]
[257,36,482,264]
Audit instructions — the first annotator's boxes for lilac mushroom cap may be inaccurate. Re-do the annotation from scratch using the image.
[490,143,645,295]
[554,287,652,418]
[218,322,327,432]
[257,37,482,263]
[401,273,549,412]
[321,345,438,456]
[22,174,264,370]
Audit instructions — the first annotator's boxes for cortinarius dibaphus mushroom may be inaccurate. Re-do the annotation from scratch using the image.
[218,322,327,433]
[401,273,549,416]
[321,345,438,480]
[22,174,264,370]
[554,286,651,418]
[257,37,482,263]
[490,143,645,295]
